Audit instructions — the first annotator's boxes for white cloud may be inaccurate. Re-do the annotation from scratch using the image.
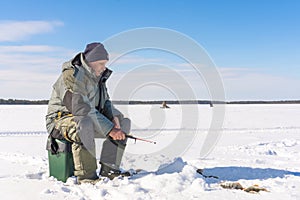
[219,67,259,79]
[0,69,58,99]
[107,65,210,101]
[107,64,300,101]
[1,44,299,101]
[0,45,76,71]
[0,45,76,99]
[0,20,63,42]
[218,67,300,100]
[0,45,61,53]
[108,53,163,66]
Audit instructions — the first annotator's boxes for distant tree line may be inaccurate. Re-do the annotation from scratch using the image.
[112,100,300,105]
[0,99,300,105]
[0,99,49,105]
[226,100,300,104]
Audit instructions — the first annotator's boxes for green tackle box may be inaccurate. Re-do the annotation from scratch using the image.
[46,138,74,182]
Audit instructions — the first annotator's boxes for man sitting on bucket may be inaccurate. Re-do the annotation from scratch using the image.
[46,42,130,184]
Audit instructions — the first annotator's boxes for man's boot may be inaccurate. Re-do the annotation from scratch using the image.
[99,163,131,180]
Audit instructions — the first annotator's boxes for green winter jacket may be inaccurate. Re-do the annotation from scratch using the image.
[46,53,114,137]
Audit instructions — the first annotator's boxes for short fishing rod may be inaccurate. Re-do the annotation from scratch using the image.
[126,135,157,144]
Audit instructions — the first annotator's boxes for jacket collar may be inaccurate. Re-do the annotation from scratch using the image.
[80,53,95,77]
[65,52,111,82]
[70,53,99,81]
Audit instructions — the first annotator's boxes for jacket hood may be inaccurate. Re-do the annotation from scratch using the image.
[62,53,98,80]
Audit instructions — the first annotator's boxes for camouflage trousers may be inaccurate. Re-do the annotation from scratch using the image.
[54,115,130,178]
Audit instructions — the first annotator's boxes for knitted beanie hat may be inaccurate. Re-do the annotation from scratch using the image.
[83,42,109,62]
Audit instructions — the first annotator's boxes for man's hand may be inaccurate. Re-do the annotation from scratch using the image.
[108,127,126,140]
[112,116,121,129]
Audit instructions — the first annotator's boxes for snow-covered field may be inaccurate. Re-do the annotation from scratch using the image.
[0,104,299,200]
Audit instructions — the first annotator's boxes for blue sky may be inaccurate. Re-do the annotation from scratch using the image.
[0,0,299,100]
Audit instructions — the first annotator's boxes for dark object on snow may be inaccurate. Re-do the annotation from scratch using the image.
[220,182,270,193]
[99,163,131,180]
[243,185,269,193]
[196,169,219,179]
[161,101,170,109]
[220,182,244,190]
[46,138,74,182]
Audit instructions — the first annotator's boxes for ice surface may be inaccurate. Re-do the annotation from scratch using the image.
[0,104,299,199]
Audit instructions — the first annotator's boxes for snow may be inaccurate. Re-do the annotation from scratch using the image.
[0,104,300,200]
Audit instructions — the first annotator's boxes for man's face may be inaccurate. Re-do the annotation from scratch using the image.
[88,60,108,77]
